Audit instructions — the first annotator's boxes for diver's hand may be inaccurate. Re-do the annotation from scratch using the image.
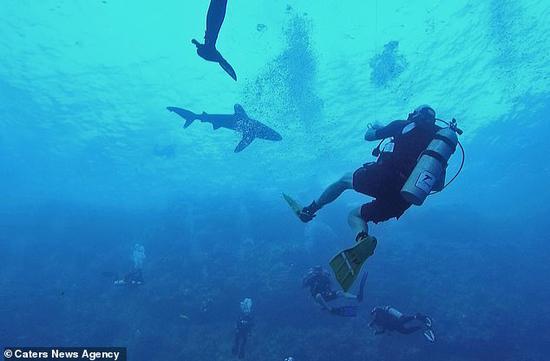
[365,122,383,141]
[367,122,383,130]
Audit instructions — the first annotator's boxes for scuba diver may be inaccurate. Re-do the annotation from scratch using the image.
[114,244,146,287]
[369,306,435,343]
[232,298,254,359]
[192,0,237,81]
[284,105,462,291]
[302,266,368,317]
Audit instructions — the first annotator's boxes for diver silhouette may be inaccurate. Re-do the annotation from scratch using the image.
[192,0,237,81]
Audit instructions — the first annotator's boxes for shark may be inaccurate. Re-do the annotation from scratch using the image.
[167,104,282,152]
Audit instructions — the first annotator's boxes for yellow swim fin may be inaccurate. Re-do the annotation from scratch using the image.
[329,236,377,292]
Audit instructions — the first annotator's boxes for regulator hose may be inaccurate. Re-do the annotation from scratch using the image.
[430,118,465,194]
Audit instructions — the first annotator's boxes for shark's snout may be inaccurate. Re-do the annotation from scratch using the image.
[262,130,282,141]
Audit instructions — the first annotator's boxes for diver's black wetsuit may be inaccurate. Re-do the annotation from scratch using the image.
[370,306,426,335]
[232,314,253,359]
[353,120,442,223]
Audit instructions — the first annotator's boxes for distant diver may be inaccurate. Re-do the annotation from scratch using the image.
[284,106,463,291]
[302,266,367,317]
[370,306,435,343]
[232,298,254,359]
[167,104,282,152]
[192,0,237,80]
[114,244,146,287]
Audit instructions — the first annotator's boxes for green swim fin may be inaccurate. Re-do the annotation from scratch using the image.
[282,193,303,219]
[330,236,377,292]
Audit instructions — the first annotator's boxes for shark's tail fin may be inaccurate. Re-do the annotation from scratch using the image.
[167,107,199,128]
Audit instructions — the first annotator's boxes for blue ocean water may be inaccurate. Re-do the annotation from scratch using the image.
[1,0,549,360]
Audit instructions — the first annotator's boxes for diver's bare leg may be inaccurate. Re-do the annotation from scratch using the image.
[348,207,369,235]
[205,0,228,45]
[316,173,353,208]
[299,173,353,222]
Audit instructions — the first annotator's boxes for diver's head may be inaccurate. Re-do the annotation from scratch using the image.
[305,265,323,276]
[303,266,324,286]
[408,105,436,124]
[312,265,323,273]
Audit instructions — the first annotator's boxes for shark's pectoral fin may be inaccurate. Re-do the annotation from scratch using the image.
[212,123,222,130]
[234,135,255,153]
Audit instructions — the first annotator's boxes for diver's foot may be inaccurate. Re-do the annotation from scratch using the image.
[355,231,369,243]
[423,329,436,343]
[298,201,319,223]
[192,39,221,62]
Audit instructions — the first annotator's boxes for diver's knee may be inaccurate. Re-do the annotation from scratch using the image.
[339,173,353,188]
[348,207,369,234]
[340,172,353,184]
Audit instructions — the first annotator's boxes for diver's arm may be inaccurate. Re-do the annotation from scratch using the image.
[364,128,379,141]
[364,120,407,141]
[369,320,384,334]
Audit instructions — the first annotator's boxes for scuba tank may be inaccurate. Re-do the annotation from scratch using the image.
[401,120,461,205]
[385,306,403,319]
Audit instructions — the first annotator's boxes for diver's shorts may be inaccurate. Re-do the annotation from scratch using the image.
[352,163,411,223]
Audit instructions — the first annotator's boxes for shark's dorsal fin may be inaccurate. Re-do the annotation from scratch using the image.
[234,104,247,118]
[234,134,255,153]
